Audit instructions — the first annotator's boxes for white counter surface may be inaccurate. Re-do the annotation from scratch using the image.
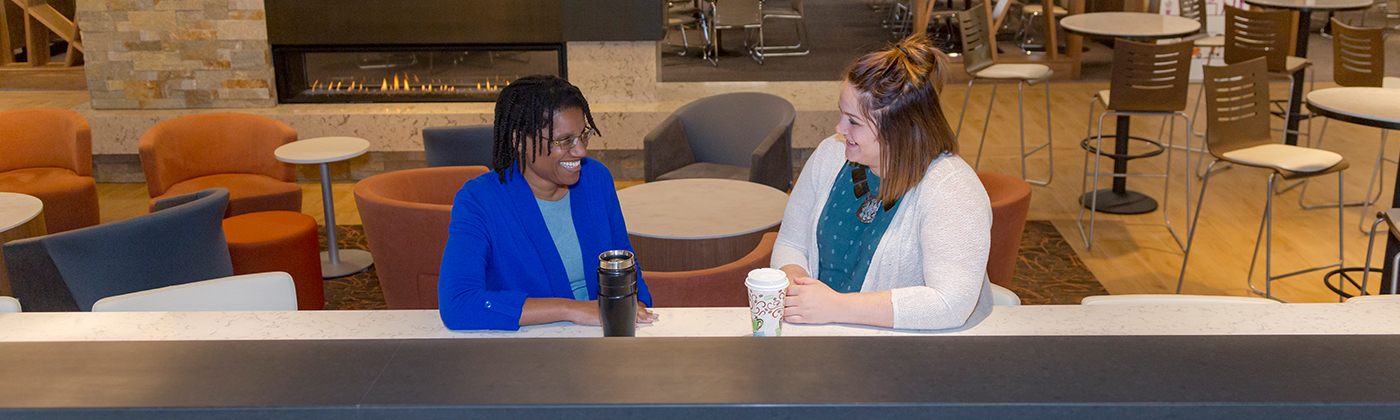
[3,303,1398,342]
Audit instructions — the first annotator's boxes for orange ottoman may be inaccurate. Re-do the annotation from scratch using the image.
[222,211,324,310]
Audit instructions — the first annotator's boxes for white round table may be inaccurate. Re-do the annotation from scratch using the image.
[0,192,45,296]
[1060,12,1200,215]
[274,136,374,278]
[1059,12,1201,41]
[617,179,789,272]
[1308,87,1400,293]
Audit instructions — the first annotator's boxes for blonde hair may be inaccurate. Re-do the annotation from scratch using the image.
[843,35,957,208]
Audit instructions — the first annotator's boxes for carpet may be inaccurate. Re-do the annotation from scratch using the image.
[317,220,1103,309]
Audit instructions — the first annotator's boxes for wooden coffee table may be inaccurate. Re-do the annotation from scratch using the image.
[617,179,788,272]
[0,192,45,296]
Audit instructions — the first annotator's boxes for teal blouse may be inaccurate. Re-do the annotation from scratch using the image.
[815,163,902,293]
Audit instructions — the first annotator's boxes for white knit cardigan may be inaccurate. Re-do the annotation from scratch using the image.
[771,135,993,330]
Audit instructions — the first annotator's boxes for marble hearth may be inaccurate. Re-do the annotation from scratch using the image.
[82,81,840,182]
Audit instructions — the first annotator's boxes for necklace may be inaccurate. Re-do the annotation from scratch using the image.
[850,163,882,223]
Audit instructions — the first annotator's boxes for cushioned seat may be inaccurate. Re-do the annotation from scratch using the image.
[978,171,1032,288]
[92,272,299,312]
[222,211,323,310]
[1283,56,1310,73]
[972,63,1054,83]
[653,162,749,182]
[1194,34,1225,47]
[0,108,99,233]
[1221,143,1345,175]
[0,167,97,233]
[140,113,300,218]
[354,166,490,309]
[643,92,796,192]
[4,188,233,311]
[161,173,303,217]
[1021,4,1068,14]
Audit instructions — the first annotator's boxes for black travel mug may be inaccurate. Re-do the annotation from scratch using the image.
[597,250,638,337]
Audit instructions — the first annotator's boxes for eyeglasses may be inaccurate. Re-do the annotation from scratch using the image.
[550,128,596,150]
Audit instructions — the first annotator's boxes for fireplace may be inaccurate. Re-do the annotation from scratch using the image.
[273,44,565,104]
[264,0,663,104]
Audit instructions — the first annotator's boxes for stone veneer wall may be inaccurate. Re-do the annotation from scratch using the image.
[566,41,658,103]
[76,0,275,110]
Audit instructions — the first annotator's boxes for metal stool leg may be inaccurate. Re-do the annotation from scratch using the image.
[1178,159,1221,293]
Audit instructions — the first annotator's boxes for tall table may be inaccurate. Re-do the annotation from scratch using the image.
[1060,12,1200,214]
[1306,87,1400,292]
[1242,0,1374,146]
[0,193,44,296]
[274,137,374,278]
[616,179,788,271]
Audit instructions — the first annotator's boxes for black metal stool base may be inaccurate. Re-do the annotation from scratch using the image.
[1079,189,1158,214]
[1323,266,1386,299]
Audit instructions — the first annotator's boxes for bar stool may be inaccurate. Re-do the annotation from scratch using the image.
[1223,6,1313,139]
[757,0,809,57]
[1176,58,1348,300]
[1179,0,1225,139]
[1079,39,1195,250]
[1298,19,1399,232]
[954,2,1055,186]
[1015,0,1068,52]
[707,0,764,65]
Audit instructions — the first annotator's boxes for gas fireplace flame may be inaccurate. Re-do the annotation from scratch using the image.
[313,72,513,95]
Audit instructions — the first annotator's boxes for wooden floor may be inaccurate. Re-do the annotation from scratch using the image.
[8,81,1393,303]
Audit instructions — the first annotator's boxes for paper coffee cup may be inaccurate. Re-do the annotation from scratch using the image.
[745,268,789,337]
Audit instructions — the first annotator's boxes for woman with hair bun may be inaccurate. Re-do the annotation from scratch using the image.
[772,36,993,330]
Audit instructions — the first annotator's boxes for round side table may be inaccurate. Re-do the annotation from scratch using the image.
[0,192,46,296]
[617,179,789,272]
[1307,87,1400,293]
[274,137,374,278]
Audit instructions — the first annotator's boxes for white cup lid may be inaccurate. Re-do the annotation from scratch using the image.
[745,268,789,290]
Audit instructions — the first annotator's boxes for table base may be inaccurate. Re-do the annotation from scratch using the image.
[0,212,45,296]
[321,249,373,278]
[1080,189,1158,215]
[630,227,777,272]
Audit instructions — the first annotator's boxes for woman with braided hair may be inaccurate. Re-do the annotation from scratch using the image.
[438,75,656,330]
[772,36,993,330]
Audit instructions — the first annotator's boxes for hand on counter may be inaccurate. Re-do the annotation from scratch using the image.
[522,298,658,327]
[784,276,895,328]
[783,276,844,324]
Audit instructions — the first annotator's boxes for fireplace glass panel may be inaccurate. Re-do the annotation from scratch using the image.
[275,45,564,103]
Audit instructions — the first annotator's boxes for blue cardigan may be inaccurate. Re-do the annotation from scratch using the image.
[438,158,652,330]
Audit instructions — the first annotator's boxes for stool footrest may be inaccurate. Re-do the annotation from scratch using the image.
[1080,135,1166,161]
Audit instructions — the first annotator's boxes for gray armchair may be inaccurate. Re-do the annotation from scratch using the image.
[423,125,494,168]
[2,188,234,311]
[644,92,795,191]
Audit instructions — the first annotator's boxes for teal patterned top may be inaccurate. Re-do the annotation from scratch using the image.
[814,163,902,293]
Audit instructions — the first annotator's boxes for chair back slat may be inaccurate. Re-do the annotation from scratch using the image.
[1223,6,1293,72]
[1108,39,1194,112]
[1202,57,1274,157]
[1177,0,1211,37]
[1330,19,1386,88]
[958,2,994,74]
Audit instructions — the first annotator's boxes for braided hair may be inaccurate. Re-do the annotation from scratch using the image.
[490,75,600,184]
